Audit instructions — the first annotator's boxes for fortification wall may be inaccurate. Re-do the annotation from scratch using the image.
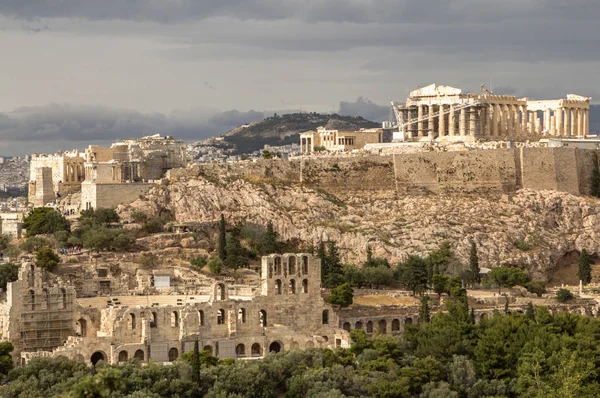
[82,182,153,209]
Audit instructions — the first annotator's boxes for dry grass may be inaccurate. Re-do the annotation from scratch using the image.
[353,294,419,306]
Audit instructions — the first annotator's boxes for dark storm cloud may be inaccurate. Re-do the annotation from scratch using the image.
[338,97,389,122]
[2,0,599,25]
[0,104,265,144]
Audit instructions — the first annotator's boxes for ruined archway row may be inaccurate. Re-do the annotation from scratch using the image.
[339,315,418,335]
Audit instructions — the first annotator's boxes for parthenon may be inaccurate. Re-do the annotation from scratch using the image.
[392,84,591,141]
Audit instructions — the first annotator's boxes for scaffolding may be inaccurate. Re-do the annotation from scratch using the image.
[20,289,74,351]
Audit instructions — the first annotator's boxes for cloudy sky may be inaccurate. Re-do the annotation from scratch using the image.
[1,0,599,155]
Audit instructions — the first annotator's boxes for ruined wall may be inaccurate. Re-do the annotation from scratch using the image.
[81,182,153,209]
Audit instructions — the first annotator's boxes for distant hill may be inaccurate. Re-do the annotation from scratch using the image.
[590,105,600,134]
[204,113,380,155]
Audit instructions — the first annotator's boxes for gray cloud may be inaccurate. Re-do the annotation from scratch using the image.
[338,97,389,122]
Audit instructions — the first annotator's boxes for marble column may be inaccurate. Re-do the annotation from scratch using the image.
[578,108,585,136]
[555,108,563,136]
[550,115,556,136]
[505,105,513,137]
[469,108,477,136]
[448,105,455,136]
[521,106,528,135]
[571,109,577,136]
[417,105,424,137]
[428,105,435,138]
[491,105,499,137]
[460,107,466,136]
[564,108,570,136]
[439,105,446,137]
[544,109,551,135]
[584,109,589,136]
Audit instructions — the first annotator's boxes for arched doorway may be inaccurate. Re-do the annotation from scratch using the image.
[118,350,128,362]
[366,321,373,333]
[91,351,106,366]
[269,341,282,353]
[76,319,87,337]
[236,344,246,357]
[251,343,262,357]
[355,321,363,330]
[342,322,351,331]
[392,319,400,331]
[203,345,213,355]
[378,319,387,334]
[168,347,179,362]
[405,317,413,325]
[134,349,145,361]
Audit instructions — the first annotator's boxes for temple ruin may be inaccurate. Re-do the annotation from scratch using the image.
[390,84,591,142]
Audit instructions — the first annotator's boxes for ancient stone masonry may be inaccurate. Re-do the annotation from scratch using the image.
[1,254,349,366]
[28,134,187,209]
[300,126,383,155]
[390,84,591,142]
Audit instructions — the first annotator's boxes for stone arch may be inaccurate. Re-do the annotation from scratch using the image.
[203,345,213,355]
[302,256,309,274]
[288,256,296,275]
[217,309,226,325]
[274,256,282,275]
[134,349,145,361]
[305,341,314,349]
[151,312,157,328]
[42,288,49,310]
[251,343,262,357]
[215,283,227,301]
[391,319,400,331]
[259,310,267,327]
[28,290,35,311]
[199,310,205,326]
[168,347,179,362]
[60,288,68,310]
[342,322,351,331]
[76,318,87,337]
[171,311,179,327]
[118,350,128,362]
[73,354,85,362]
[480,313,488,323]
[405,317,413,325]
[355,321,363,330]
[290,342,300,350]
[91,351,107,366]
[378,319,387,334]
[302,279,308,293]
[289,279,296,294]
[269,341,282,353]
[238,308,246,324]
[275,279,282,295]
[366,321,373,333]
[236,344,246,357]
[322,309,329,324]
[130,313,136,329]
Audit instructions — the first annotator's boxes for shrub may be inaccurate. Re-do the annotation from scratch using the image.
[525,281,547,297]
[35,248,60,269]
[190,255,207,269]
[207,258,223,275]
[556,288,574,303]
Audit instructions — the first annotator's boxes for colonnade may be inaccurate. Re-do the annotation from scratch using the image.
[64,163,84,182]
[401,104,483,139]
[300,136,314,155]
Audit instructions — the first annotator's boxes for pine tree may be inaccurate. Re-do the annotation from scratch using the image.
[191,340,200,384]
[218,214,227,260]
[365,245,374,267]
[578,248,592,285]
[324,240,344,287]
[262,220,279,254]
[469,240,481,285]
[525,302,535,321]
[504,294,510,314]
[419,295,431,323]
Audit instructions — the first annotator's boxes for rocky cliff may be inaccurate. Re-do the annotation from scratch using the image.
[118,165,600,282]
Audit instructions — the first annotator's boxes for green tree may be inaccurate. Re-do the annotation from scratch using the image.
[0,341,14,375]
[362,266,394,288]
[419,295,431,323]
[23,207,69,237]
[526,280,547,297]
[489,267,530,294]
[35,247,60,269]
[0,235,10,251]
[190,255,207,269]
[191,341,200,384]
[525,302,536,320]
[432,274,449,299]
[556,288,574,302]
[321,240,345,288]
[131,211,148,224]
[396,255,428,295]
[578,249,592,285]
[0,262,19,290]
[329,283,353,308]
[225,226,248,270]
[20,236,50,253]
[469,240,481,285]
[79,207,120,227]
[260,220,279,254]
[207,257,223,275]
[218,214,227,261]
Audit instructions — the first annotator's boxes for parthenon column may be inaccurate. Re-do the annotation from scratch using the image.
[579,108,585,137]
[521,106,527,136]
[584,108,589,136]
[438,105,446,137]
[448,105,455,136]
[428,105,435,139]
[543,110,551,135]
[417,105,424,137]
[505,105,513,137]
[491,105,498,137]
[570,109,577,136]
[564,108,570,136]
[555,108,563,136]
[469,108,477,137]
[460,107,466,135]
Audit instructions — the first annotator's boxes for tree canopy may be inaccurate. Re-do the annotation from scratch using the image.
[23,207,70,237]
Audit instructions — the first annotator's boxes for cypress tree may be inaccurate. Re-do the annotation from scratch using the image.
[469,240,481,285]
[579,248,592,285]
[262,220,279,255]
[191,340,200,384]
[592,157,600,198]
[419,295,431,323]
[218,214,227,260]
[365,245,374,267]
